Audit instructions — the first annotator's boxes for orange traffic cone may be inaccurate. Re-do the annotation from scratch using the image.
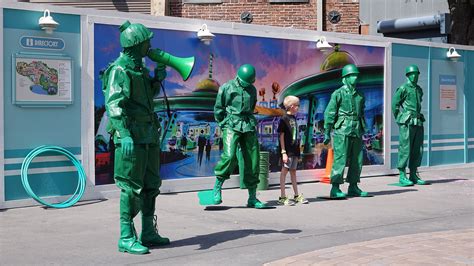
[320,148,333,184]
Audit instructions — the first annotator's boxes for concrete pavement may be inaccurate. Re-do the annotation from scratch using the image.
[1,164,473,265]
[266,229,474,265]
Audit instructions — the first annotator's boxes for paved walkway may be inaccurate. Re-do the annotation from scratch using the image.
[266,229,474,265]
[1,164,473,265]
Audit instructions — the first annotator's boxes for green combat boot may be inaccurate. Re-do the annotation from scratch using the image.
[399,169,414,186]
[347,183,369,197]
[213,178,225,204]
[409,170,427,185]
[247,187,267,209]
[330,184,347,198]
[118,221,149,254]
[140,215,170,247]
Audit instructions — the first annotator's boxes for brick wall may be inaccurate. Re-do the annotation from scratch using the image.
[323,0,359,34]
[169,0,318,30]
[168,0,359,33]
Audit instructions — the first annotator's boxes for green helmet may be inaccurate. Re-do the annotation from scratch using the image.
[405,64,420,76]
[236,64,256,87]
[119,20,154,48]
[341,64,360,78]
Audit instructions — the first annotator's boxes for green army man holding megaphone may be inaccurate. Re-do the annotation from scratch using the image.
[101,20,194,255]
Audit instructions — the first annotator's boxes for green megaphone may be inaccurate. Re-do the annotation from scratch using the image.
[148,48,195,81]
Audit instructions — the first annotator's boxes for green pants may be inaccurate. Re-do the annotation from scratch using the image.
[397,124,423,171]
[114,143,162,219]
[330,134,363,184]
[214,128,260,189]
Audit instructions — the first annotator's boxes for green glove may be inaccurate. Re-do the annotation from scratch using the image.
[323,125,332,145]
[121,136,134,157]
[154,63,167,82]
[323,133,331,145]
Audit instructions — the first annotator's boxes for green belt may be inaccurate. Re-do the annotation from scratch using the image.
[340,115,361,121]
[409,112,423,119]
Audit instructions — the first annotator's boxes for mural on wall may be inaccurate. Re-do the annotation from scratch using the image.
[94,23,385,185]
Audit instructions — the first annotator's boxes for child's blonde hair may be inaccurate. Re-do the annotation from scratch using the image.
[283,95,300,109]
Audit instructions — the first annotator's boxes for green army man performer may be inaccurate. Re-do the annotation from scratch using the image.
[101,21,170,255]
[392,65,427,186]
[198,64,267,209]
[323,64,369,199]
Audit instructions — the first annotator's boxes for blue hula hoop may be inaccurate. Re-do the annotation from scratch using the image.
[21,145,87,208]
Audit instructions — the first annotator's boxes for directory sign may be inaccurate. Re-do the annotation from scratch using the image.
[13,54,73,106]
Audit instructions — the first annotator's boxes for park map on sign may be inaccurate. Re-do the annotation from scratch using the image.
[16,60,59,95]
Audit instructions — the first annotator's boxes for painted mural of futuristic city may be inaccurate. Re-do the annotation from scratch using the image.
[94,23,385,184]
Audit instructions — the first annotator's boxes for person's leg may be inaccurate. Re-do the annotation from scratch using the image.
[279,166,289,198]
[140,143,170,247]
[290,166,308,204]
[240,131,266,208]
[114,144,148,254]
[289,168,298,196]
[213,129,240,204]
[330,134,349,198]
[278,166,293,205]
[347,137,369,197]
[409,125,426,184]
[397,124,413,185]
[198,148,203,166]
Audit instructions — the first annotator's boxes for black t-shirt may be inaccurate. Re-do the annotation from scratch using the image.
[277,114,300,157]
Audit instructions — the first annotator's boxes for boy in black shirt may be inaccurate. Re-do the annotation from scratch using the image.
[277,96,308,205]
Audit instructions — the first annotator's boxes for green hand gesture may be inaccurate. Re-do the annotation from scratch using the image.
[121,136,134,157]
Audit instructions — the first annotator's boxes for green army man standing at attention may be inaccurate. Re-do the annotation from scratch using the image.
[199,64,267,208]
[392,65,427,186]
[324,64,369,199]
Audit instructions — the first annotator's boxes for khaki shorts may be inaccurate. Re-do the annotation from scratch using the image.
[283,156,299,170]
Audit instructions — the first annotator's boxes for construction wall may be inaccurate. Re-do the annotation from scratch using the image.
[391,44,474,167]
[0,1,472,209]
[1,7,86,208]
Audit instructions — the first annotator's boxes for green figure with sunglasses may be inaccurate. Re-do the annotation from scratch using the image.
[323,64,369,199]
[392,65,427,186]
[201,64,267,209]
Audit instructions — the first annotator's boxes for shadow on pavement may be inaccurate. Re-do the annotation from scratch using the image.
[157,228,302,250]
[204,205,247,211]
[427,178,468,184]
[204,205,277,210]
[41,199,108,210]
[369,189,417,196]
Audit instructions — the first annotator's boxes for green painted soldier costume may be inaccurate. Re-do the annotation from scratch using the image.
[392,65,427,186]
[101,21,169,255]
[324,64,369,198]
[211,64,267,208]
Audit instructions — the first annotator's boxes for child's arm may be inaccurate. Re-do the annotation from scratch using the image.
[279,132,288,163]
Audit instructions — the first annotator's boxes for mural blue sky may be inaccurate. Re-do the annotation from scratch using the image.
[94,23,384,107]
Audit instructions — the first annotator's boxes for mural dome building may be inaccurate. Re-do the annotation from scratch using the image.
[276,46,384,167]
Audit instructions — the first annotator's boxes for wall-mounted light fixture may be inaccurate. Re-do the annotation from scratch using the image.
[38,9,59,34]
[446,47,461,61]
[197,24,215,45]
[316,36,332,52]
